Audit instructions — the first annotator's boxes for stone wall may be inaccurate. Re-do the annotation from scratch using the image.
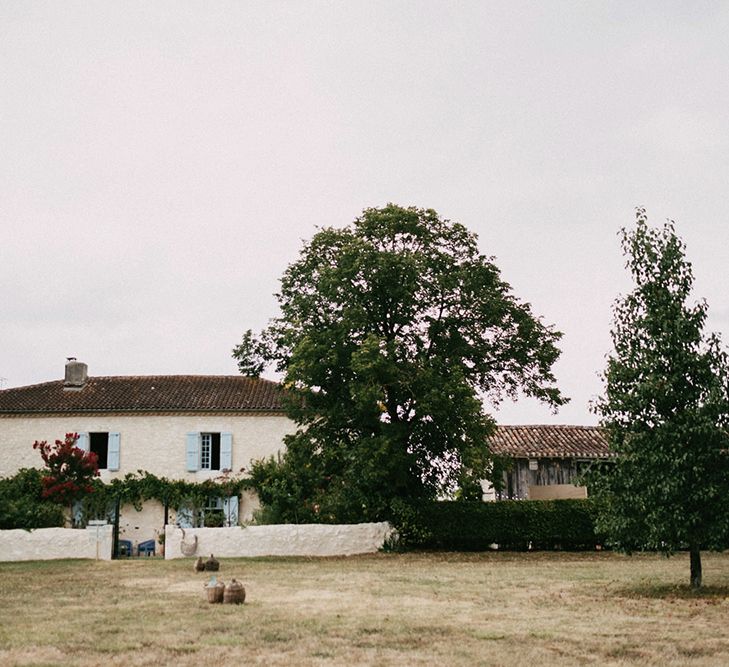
[164,522,393,559]
[0,525,113,562]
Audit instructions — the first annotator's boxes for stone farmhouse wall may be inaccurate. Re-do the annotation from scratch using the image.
[0,412,294,545]
[0,412,292,479]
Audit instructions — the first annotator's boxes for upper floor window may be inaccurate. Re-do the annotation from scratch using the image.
[76,432,121,471]
[90,432,109,469]
[186,432,232,472]
[200,432,221,470]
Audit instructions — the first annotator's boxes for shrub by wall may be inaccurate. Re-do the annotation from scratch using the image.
[391,499,603,551]
[0,468,66,530]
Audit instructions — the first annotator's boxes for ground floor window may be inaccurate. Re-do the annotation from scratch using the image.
[202,496,225,527]
[176,495,239,528]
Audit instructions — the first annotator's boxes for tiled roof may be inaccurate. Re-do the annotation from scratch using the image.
[0,376,286,414]
[488,425,610,459]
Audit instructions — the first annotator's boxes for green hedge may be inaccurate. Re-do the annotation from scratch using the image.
[0,468,66,530]
[390,498,603,551]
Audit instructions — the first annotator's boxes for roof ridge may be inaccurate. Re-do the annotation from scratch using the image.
[0,374,285,413]
[0,374,281,390]
[497,424,602,429]
[88,374,276,380]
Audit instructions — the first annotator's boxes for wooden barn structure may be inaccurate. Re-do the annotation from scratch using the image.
[486,425,611,500]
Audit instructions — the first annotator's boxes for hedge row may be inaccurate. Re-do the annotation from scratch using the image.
[0,468,66,530]
[391,498,603,551]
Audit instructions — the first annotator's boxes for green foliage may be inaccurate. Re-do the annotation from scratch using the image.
[2,446,254,529]
[389,499,602,551]
[232,329,268,377]
[0,468,66,530]
[249,449,325,524]
[590,210,729,584]
[384,498,434,549]
[202,510,225,527]
[239,204,567,521]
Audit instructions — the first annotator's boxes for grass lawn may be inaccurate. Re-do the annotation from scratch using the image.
[1,551,728,666]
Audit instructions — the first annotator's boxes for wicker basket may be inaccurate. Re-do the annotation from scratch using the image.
[204,577,225,604]
[223,579,246,605]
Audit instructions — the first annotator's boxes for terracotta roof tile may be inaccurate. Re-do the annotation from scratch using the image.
[488,425,610,459]
[0,376,286,414]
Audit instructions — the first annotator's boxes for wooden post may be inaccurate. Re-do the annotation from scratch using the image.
[112,496,121,560]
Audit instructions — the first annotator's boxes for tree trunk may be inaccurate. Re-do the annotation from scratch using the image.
[690,545,702,589]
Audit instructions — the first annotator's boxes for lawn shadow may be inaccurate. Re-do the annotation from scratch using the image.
[616,582,729,600]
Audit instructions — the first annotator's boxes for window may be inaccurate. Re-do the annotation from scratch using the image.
[90,432,108,469]
[200,433,221,470]
[202,496,225,526]
[186,432,232,472]
[176,495,239,527]
[77,432,121,471]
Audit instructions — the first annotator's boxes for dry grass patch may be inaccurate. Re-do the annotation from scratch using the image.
[0,552,728,666]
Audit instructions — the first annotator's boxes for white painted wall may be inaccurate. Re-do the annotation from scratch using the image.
[528,483,588,500]
[164,523,393,559]
[118,499,165,548]
[0,525,113,562]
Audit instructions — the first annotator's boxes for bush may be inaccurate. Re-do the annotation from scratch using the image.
[390,499,603,551]
[0,468,66,530]
[203,510,225,527]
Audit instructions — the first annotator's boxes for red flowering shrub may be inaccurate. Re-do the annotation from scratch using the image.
[33,433,99,505]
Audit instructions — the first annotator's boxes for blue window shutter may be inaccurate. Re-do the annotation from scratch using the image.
[221,432,233,470]
[76,432,89,452]
[107,433,121,471]
[186,433,200,471]
[223,495,239,527]
[72,500,84,527]
[176,505,194,528]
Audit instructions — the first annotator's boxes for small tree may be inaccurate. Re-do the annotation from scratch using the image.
[33,433,99,520]
[235,204,567,521]
[591,209,729,588]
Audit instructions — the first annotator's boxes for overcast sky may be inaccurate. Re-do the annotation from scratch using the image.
[2,1,728,425]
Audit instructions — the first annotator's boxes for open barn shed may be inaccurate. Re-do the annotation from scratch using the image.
[487,425,611,500]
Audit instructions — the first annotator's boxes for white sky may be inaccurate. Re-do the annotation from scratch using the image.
[2,1,728,425]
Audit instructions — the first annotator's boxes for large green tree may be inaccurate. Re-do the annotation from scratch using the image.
[591,209,729,588]
[235,204,567,522]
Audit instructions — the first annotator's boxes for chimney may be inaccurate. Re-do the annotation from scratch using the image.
[64,357,88,389]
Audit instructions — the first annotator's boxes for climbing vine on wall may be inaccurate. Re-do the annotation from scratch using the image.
[78,470,255,523]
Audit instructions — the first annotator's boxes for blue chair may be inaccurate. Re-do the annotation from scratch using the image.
[137,539,156,557]
[117,539,133,557]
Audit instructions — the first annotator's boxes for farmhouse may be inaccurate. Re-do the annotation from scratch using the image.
[1,360,610,550]
[0,359,294,545]
[486,424,610,500]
